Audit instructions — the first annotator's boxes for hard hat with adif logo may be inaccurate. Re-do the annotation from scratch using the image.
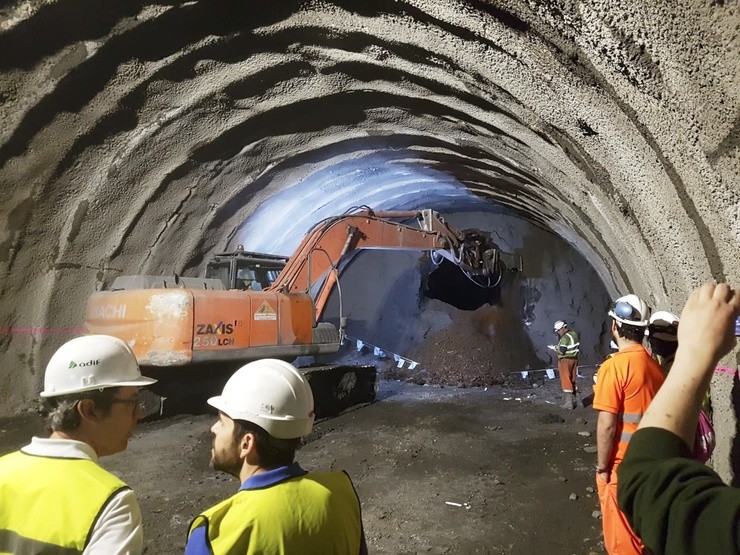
[207,359,315,439]
[608,294,650,327]
[40,335,157,397]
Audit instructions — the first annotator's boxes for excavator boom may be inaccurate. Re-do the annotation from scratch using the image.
[85,208,519,368]
[268,209,509,320]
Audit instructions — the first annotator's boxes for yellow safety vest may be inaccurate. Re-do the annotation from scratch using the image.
[0,450,128,554]
[189,471,362,554]
[558,330,580,359]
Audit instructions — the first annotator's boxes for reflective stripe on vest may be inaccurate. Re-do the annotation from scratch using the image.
[190,471,362,555]
[558,331,580,358]
[0,529,81,555]
[0,451,128,553]
[618,412,643,443]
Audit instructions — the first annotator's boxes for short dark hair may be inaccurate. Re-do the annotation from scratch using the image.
[39,387,119,433]
[615,322,645,343]
[232,419,301,469]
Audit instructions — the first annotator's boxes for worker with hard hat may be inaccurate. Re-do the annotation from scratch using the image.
[617,282,740,554]
[645,310,715,463]
[0,335,157,554]
[592,294,665,554]
[184,358,367,555]
[548,320,581,409]
[646,310,679,373]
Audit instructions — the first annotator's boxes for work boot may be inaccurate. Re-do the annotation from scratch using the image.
[561,393,576,410]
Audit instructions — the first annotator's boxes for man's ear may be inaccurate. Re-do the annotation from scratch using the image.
[76,399,100,422]
[239,432,257,459]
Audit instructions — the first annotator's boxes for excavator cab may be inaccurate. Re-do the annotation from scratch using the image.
[204,248,289,291]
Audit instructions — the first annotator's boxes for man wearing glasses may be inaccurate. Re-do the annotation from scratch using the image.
[0,334,157,554]
[592,295,665,554]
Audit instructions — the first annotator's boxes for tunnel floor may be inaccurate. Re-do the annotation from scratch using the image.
[0,369,606,554]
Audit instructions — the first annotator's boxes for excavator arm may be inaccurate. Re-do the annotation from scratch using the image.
[85,207,520,371]
[84,207,521,417]
[267,209,515,320]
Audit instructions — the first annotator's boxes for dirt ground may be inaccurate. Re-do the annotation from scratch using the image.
[0,367,606,555]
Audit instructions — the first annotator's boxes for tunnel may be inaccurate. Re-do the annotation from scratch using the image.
[0,1,739,479]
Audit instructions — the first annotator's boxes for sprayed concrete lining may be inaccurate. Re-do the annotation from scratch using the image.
[0,2,738,477]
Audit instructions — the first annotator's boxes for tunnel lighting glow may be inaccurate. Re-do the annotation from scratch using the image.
[233,152,495,255]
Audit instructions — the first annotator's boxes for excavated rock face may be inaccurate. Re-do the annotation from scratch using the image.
[0,2,738,468]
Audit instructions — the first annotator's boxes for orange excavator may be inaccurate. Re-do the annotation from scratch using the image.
[84,208,521,415]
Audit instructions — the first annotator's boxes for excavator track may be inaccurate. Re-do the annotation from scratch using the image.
[138,362,377,420]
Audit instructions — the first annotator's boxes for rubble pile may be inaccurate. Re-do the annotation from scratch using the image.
[389,303,545,387]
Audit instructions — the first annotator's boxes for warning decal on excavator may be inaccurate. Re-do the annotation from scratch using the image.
[254,301,277,321]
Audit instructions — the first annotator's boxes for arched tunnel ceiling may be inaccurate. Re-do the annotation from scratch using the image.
[0,1,739,412]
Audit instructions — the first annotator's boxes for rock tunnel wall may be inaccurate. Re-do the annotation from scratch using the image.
[320,210,611,371]
[0,2,739,474]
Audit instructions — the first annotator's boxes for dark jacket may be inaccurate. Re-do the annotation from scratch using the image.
[617,427,740,554]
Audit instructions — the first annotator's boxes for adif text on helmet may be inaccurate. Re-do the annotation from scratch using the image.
[41,335,157,397]
[608,294,650,328]
[207,359,315,440]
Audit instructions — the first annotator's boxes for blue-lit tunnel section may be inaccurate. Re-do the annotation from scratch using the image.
[233,152,494,255]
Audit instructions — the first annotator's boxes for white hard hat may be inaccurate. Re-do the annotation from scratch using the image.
[648,310,679,341]
[553,320,567,332]
[41,335,157,397]
[608,294,650,327]
[208,359,314,440]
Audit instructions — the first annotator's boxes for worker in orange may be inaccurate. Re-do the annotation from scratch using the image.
[549,320,580,409]
[0,335,157,554]
[593,295,665,554]
[185,359,367,554]
[617,282,740,554]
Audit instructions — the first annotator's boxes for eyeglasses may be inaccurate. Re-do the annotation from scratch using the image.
[612,301,642,321]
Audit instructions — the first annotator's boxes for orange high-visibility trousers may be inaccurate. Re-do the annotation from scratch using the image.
[558,357,578,393]
[596,471,644,554]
